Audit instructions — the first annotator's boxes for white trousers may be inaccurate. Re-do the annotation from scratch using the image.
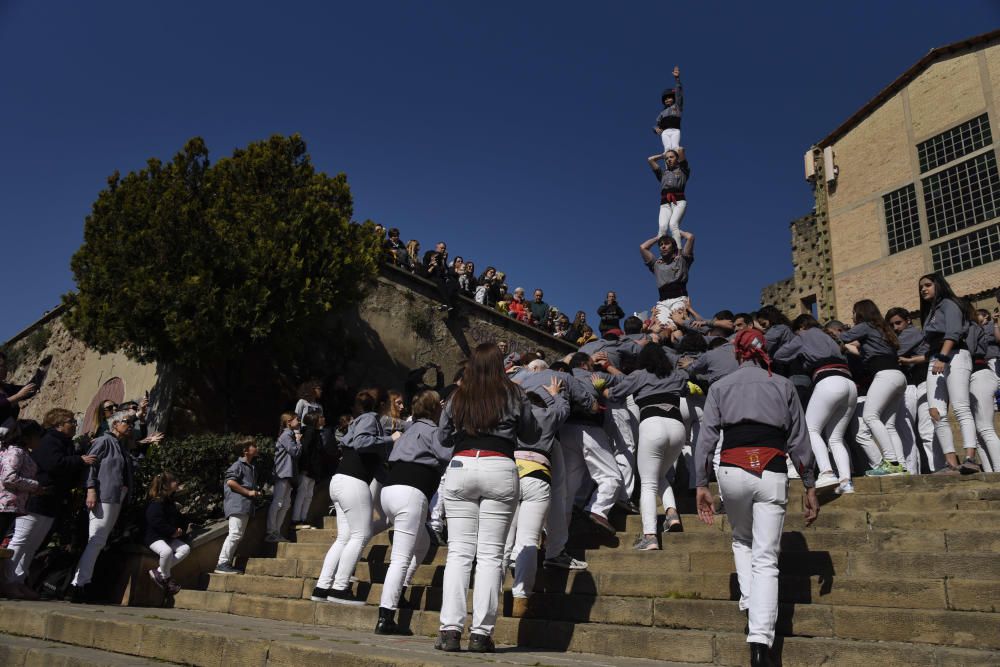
[317,474,373,591]
[863,369,907,463]
[680,395,705,490]
[439,455,518,637]
[428,474,447,530]
[149,538,191,578]
[806,376,857,480]
[718,467,787,648]
[561,423,622,519]
[851,397,884,470]
[543,442,569,559]
[927,349,976,455]
[637,416,687,535]
[657,201,687,247]
[379,484,430,610]
[71,502,122,586]
[6,513,54,584]
[660,128,681,151]
[606,401,638,501]
[897,383,936,474]
[217,514,248,566]
[267,478,293,535]
[291,473,316,523]
[504,476,550,598]
[970,363,1000,471]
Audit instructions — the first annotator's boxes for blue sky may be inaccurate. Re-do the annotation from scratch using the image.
[2,1,998,341]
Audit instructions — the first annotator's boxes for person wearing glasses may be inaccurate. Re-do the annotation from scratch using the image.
[640,231,695,326]
[4,409,96,598]
[87,400,118,440]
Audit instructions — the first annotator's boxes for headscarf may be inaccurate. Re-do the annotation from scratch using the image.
[733,328,773,376]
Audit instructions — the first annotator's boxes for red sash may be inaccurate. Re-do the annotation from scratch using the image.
[719,446,785,475]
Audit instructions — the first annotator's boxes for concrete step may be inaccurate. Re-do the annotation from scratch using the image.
[173,591,1000,664]
[0,633,177,666]
[0,599,675,667]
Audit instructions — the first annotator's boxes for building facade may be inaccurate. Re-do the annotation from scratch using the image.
[764,29,1000,321]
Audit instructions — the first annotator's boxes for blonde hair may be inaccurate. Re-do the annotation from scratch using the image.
[279,411,297,435]
[147,471,179,501]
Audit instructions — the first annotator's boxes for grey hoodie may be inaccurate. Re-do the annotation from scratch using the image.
[695,363,815,488]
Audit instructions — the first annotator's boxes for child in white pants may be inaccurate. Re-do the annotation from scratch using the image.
[144,472,190,594]
[215,439,259,574]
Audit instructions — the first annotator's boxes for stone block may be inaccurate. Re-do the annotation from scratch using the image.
[229,594,316,625]
[173,590,233,613]
[245,558,298,578]
[947,579,1000,612]
[832,606,1000,649]
[231,574,305,599]
[0,601,48,637]
[91,619,143,655]
[45,612,95,647]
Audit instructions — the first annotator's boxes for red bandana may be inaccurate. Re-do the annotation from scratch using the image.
[733,329,773,376]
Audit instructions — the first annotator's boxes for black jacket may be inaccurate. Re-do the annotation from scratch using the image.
[27,429,87,518]
[144,498,184,546]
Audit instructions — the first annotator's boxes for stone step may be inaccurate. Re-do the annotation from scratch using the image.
[0,633,177,666]
[0,600,673,667]
[173,591,1000,664]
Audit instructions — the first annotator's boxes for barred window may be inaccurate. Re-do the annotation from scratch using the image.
[922,151,1000,240]
[882,184,921,253]
[931,222,1000,276]
[917,113,992,173]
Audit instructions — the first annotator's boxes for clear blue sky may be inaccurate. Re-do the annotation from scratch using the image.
[2,1,998,341]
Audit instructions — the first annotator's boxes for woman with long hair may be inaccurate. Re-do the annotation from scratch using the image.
[405,240,421,272]
[774,315,857,494]
[840,299,907,476]
[919,273,978,473]
[434,343,558,653]
[379,390,409,434]
[604,344,690,549]
[265,412,301,542]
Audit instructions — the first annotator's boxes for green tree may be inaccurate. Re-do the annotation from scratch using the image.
[64,133,380,370]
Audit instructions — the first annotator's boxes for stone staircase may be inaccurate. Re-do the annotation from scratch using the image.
[1,473,998,665]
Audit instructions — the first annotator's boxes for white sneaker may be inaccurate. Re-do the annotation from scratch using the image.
[835,480,855,495]
[815,471,840,489]
[786,461,801,479]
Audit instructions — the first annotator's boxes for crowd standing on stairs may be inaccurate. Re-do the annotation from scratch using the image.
[1,66,1000,667]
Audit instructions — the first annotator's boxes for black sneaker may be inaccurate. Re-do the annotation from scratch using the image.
[166,578,182,595]
[310,586,330,602]
[543,550,588,570]
[67,585,88,604]
[214,563,242,575]
[374,607,399,635]
[434,629,461,652]
[960,458,982,475]
[468,633,496,653]
[148,569,167,591]
[327,587,366,606]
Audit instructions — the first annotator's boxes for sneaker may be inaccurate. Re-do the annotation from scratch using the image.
[815,470,840,488]
[434,629,462,652]
[835,480,855,495]
[864,460,892,477]
[327,587,366,606]
[166,578,182,595]
[468,632,496,653]
[310,586,331,602]
[633,535,659,551]
[148,568,168,591]
[960,458,982,475]
[214,563,242,575]
[885,461,908,476]
[588,512,615,535]
[16,583,40,601]
[543,551,588,570]
[933,465,960,476]
[67,584,89,604]
[264,532,280,543]
[663,510,683,533]
[613,499,640,515]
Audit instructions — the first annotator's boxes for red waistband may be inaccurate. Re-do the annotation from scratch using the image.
[454,449,508,458]
[660,192,686,204]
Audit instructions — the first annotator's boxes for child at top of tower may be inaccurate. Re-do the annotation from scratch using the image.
[654,66,683,151]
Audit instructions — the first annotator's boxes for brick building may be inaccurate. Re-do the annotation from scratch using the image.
[764,29,1000,321]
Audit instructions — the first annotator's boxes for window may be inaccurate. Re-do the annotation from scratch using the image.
[800,295,818,318]
[922,151,1000,240]
[917,113,992,173]
[882,184,921,253]
[931,222,1000,275]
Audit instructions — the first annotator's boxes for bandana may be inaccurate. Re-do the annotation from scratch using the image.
[733,328,773,376]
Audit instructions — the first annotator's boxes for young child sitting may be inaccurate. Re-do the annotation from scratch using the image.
[144,471,191,595]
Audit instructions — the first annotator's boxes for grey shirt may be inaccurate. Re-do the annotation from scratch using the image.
[773,328,846,369]
[84,433,134,504]
[695,363,815,488]
[388,418,451,473]
[223,457,258,517]
[687,342,740,386]
[607,369,690,403]
[897,325,928,358]
[519,369,596,414]
[839,322,898,363]
[439,387,543,447]
[517,392,570,457]
[273,428,301,480]
[764,324,795,357]
[923,298,967,349]
[647,253,693,298]
[343,412,394,453]
[652,160,690,195]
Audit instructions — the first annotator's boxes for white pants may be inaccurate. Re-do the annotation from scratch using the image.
[504,476,550,598]
[863,369,907,463]
[657,201,687,247]
[379,484,430,610]
[6,513,54,584]
[217,514,248,566]
[637,416,687,535]
[718,467,787,648]
[606,401,638,501]
[660,128,681,151]
[680,395,705,490]
[850,397,884,469]
[561,423,622,519]
[149,538,191,578]
[806,376,857,480]
[927,349,976,455]
[317,474,373,591]
[429,474,447,530]
[971,363,1000,471]
[71,502,122,586]
[439,455,518,637]
[291,473,316,523]
[895,386,927,474]
[543,442,569,559]
[267,478,293,534]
